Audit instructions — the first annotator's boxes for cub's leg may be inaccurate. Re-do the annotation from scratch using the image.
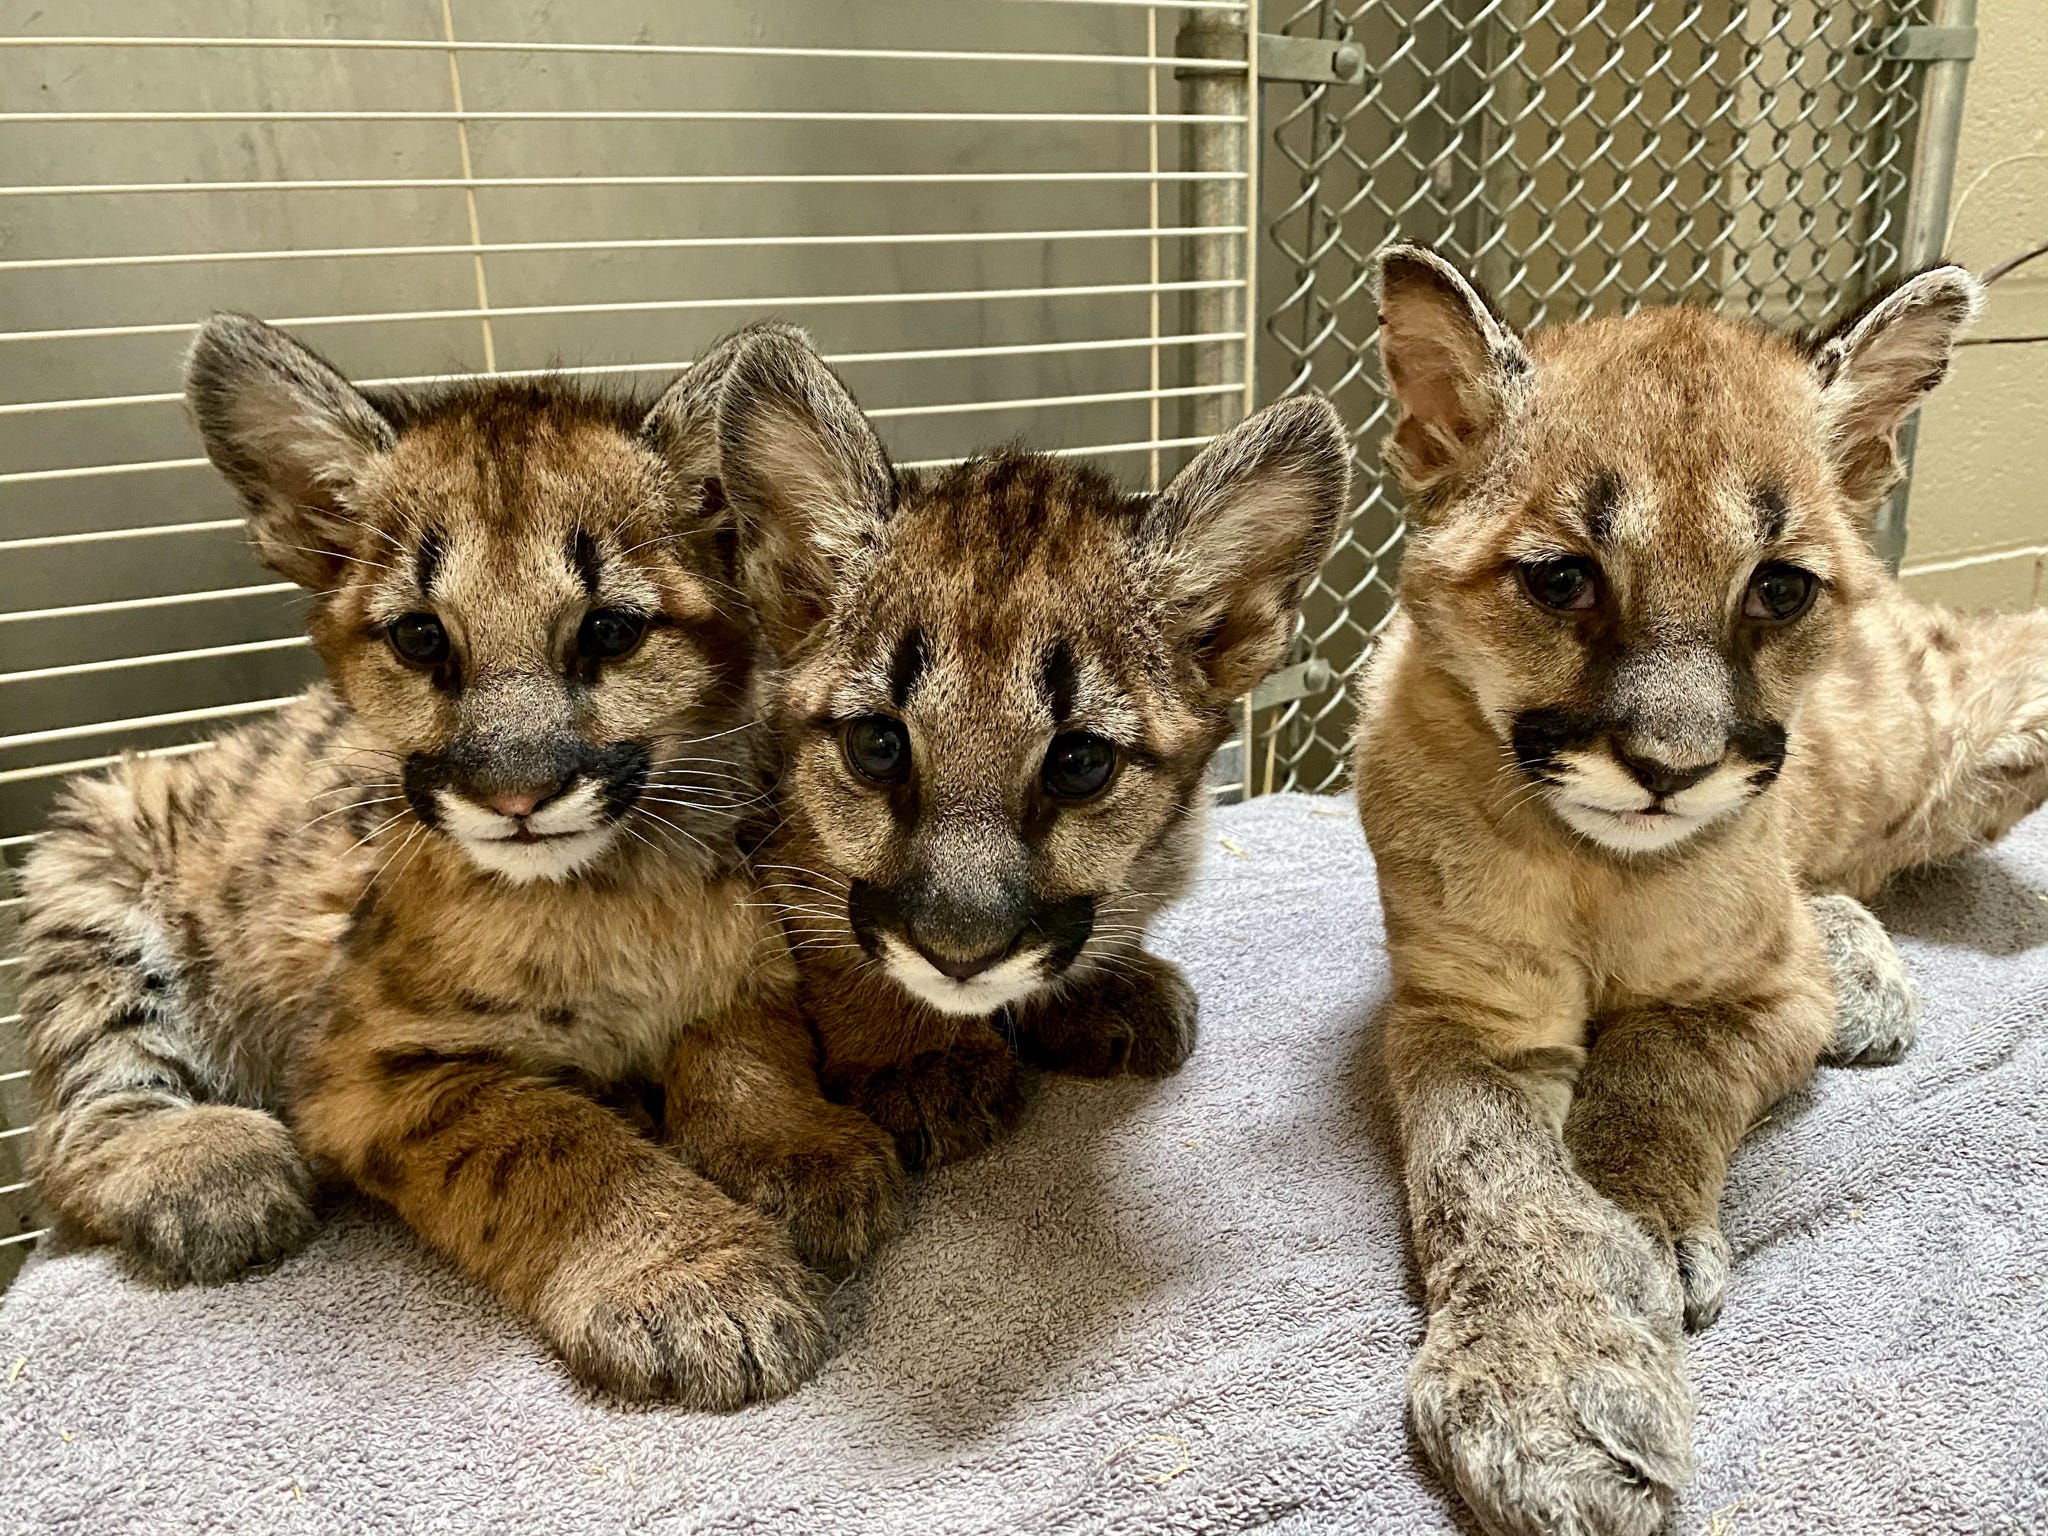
[1808,893,1919,1067]
[663,989,903,1276]
[1564,904,1834,1331]
[1016,947,1198,1079]
[803,968,1026,1173]
[20,779,314,1285]
[296,1018,826,1406]
[829,1026,1025,1173]
[1386,996,1694,1536]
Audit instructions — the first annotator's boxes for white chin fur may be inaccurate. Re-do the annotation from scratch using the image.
[1542,749,1759,855]
[456,826,617,883]
[434,786,618,884]
[1551,799,1709,855]
[879,935,1047,1017]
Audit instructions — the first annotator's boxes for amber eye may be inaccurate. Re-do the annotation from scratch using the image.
[844,715,911,784]
[577,607,647,661]
[1519,556,1601,612]
[1744,564,1817,622]
[1042,732,1118,801]
[388,612,449,666]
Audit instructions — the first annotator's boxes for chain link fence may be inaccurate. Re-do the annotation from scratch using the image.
[1255,0,1939,792]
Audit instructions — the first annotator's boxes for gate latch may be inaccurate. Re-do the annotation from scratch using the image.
[1256,34,1367,86]
[1872,25,1977,61]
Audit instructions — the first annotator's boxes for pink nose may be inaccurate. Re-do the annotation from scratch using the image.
[486,785,556,819]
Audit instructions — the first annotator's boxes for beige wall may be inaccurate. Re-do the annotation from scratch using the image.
[1900,0,2048,609]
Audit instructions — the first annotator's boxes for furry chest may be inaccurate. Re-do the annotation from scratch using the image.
[368,869,772,1081]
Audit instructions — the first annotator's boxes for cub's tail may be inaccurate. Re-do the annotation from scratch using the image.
[19,761,314,1284]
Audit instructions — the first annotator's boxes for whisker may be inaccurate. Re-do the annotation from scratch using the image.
[752,863,849,888]
[659,721,761,750]
[277,542,393,573]
[635,804,713,859]
[367,821,425,888]
[303,794,408,831]
[340,809,411,859]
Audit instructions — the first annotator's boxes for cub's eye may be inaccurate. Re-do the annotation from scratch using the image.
[1519,556,1601,612]
[1042,732,1118,802]
[388,612,449,666]
[1744,564,1817,622]
[578,607,648,661]
[844,715,911,784]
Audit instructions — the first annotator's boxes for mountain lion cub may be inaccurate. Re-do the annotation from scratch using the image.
[715,328,1349,1169]
[19,317,897,1405]
[1356,247,2038,1536]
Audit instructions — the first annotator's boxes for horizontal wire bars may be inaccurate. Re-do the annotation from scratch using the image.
[0,4,1260,1263]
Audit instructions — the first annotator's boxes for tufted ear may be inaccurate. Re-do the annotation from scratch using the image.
[716,326,895,655]
[1373,243,1530,505]
[184,313,395,591]
[1142,394,1351,699]
[639,320,809,517]
[1810,266,1982,517]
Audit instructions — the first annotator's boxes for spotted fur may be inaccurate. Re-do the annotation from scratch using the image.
[1355,246,2018,1536]
[717,329,1349,1169]
[19,316,899,1405]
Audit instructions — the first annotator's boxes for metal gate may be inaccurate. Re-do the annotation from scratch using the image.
[1239,0,1975,791]
[0,0,1977,1276]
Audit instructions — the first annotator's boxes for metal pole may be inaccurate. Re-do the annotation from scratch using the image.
[1876,0,1977,568]
[1178,10,1251,443]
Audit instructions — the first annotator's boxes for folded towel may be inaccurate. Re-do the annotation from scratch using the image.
[3,793,2043,1535]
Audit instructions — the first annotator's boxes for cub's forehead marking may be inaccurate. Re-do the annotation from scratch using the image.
[1039,638,1078,725]
[1582,469,1623,547]
[414,526,445,595]
[569,528,601,595]
[887,625,930,711]
[1754,484,1789,544]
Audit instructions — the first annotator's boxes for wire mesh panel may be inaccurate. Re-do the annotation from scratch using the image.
[0,0,1258,1280]
[1257,0,1932,791]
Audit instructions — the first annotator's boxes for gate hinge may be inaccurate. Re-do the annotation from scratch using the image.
[1248,657,1336,713]
[1871,25,1977,61]
[1255,33,1367,86]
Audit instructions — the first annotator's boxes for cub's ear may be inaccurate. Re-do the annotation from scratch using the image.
[639,320,809,514]
[717,325,894,654]
[1373,243,1529,501]
[1143,394,1350,700]
[184,313,394,591]
[1810,266,1982,514]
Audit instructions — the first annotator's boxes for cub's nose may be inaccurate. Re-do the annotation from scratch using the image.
[483,781,563,819]
[1613,747,1716,798]
[910,932,1020,981]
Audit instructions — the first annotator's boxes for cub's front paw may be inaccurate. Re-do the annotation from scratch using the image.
[1021,950,1198,1078]
[98,1105,317,1286]
[538,1208,827,1407]
[720,1105,904,1278]
[1810,893,1919,1067]
[1673,1226,1730,1332]
[850,1028,1024,1172]
[1412,1201,1693,1536]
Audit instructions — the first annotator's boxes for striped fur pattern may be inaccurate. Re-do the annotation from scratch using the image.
[1354,246,2031,1536]
[717,328,1349,1169]
[19,316,899,1406]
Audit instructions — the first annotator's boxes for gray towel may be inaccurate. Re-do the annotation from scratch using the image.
[2,793,2043,1535]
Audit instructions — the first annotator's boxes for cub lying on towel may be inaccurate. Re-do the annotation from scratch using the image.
[1356,247,2040,1536]
[18,317,897,1405]
[715,328,1350,1168]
